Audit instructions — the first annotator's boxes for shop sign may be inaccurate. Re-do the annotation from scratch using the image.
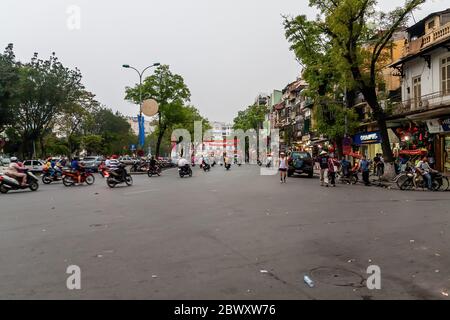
[353,131,381,145]
[427,117,450,133]
[442,118,450,132]
[427,119,444,133]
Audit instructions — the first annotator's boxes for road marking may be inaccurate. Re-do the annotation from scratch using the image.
[124,189,159,196]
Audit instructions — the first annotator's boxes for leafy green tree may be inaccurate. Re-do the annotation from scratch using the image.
[81,135,103,156]
[233,104,268,160]
[58,90,100,156]
[286,0,423,167]
[0,44,19,133]
[125,65,191,157]
[11,51,85,158]
[284,14,359,156]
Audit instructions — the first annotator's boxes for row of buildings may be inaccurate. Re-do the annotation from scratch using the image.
[255,8,450,174]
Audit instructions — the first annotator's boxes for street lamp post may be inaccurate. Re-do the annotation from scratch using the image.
[123,63,160,149]
[122,63,160,117]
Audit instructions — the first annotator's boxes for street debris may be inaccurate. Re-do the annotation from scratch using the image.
[304,275,314,288]
[410,240,415,243]
[348,259,355,263]
[152,275,158,279]
[442,291,449,297]
[260,270,268,274]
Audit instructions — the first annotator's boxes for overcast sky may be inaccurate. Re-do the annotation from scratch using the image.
[1,0,448,122]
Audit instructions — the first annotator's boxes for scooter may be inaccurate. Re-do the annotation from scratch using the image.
[62,169,95,187]
[103,164,133,188]
[147,165,162,177]
[201,162,211,172]
[41,167,63,184]
[179,165,193,178]
[0,170,39,193]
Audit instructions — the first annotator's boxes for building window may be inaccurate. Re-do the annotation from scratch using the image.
[442,56,450,95]
[412,76,421,108]
[427,20,435,30]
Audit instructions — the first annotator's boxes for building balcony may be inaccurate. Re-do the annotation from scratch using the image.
[405,22,450,56]
[391,90,450,117]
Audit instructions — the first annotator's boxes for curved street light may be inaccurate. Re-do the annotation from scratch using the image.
[123,62,160,117]
[123,63,160,148]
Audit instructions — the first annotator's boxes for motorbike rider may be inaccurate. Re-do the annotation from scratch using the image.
[149,156,158,172]
[5,157,27,186]
[415,156,437,190]
[45,157,57,177]
[71,157,85,183]
[106,155,126,179]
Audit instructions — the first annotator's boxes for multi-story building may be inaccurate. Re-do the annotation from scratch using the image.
[389,8,450,173]
[271,78,312,153]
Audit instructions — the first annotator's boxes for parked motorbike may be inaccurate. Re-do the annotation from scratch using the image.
[41,168,63,184]
[62,169,95,187]
[0,170,39,193]
[103,164,133,188]
[147,165,162,177]
[178,165,193,178]
[130,161,148,173]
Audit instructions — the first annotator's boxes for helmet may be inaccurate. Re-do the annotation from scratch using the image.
[111,155,118,159]
[10,157,18,162]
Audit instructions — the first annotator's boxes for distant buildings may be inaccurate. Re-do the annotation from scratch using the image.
[126,116,155,137]
[202,121,234,156]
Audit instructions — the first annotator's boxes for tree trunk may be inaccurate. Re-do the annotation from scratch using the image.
[335,137,343,159]
[155,125,166,158]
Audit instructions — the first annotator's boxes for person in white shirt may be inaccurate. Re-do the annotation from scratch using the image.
[279,152,288,183]
[178,158,189,167]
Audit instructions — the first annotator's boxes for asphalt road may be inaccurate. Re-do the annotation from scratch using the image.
[0,165,449,300]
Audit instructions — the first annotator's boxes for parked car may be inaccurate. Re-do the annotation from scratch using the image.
[80,156,103,172]
[23,160,46,173]
[119,156,138,166]
[287,151,314,178]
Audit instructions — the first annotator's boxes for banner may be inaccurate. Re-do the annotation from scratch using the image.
[138,115,145,147]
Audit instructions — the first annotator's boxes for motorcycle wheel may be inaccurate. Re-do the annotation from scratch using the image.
[179,172,184,178]
[147,171,153,177]
[85,174,95,185]
[42,174,52,185]
[432,180,441,192]
[106,177,117,188]
[63,176,74,187]
[0,184,9,194]
[125,175,133,186]
[400,178,413,191]
[439,176,449,191]
[29,181,39,192]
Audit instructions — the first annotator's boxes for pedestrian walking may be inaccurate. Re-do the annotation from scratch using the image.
[327,155,340,187]
[317,151,329,186]
[360,155,371,186]
[279,152,288,183]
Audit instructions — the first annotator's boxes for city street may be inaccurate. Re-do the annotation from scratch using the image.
[0,165,449,300]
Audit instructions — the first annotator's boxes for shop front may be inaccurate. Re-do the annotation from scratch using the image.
[426,117,450,174]
[352,131,382,159]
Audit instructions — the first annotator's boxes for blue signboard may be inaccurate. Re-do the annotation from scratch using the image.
[130,144,136,151]
[441,118,450,132]
[353,131,382,145]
